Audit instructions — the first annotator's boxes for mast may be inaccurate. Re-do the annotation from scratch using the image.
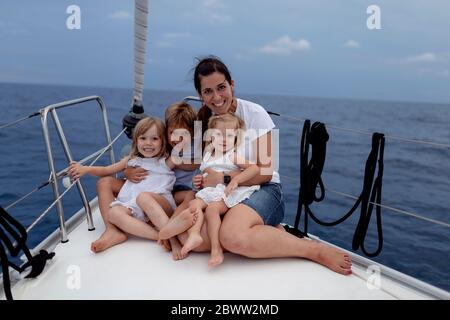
[122,0,149,139]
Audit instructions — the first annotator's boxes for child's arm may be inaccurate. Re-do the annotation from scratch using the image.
[69,157,129,180]
[224,153,260,196]
[165,156,177,170]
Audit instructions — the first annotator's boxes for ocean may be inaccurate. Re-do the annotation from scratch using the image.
[1,82,449,292]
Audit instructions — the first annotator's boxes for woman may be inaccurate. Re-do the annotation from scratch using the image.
[180,56,352,275]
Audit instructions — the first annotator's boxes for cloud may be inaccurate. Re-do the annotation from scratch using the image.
[405,52,438,63]
[260,36,311,55]
[439,69,449,78]
[155,41,174,48]
[109,11,132,20]
[162,32,192,39]
[201,0,232,25]
[418,67,449,78]
[343,40,360,49]
[156,32,192,48]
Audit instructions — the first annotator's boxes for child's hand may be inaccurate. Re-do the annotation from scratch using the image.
[224,179,238,196]
[68,161,87,180]
[192,174,203,189]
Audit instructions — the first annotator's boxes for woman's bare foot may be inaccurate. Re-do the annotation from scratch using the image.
[180,232,204,256]
[91,227,128,253]
[170,237,187,261]
[159,209,197,240]
[275,224,286,232]
[208,248,224,267]
[310,242,352,275]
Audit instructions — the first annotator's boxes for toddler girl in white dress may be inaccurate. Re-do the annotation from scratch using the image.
[164,113,261,267]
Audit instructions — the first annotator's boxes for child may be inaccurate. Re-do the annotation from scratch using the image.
[165,102,200,207]
[68,117,181,253]
[140,102,201,259]
[163,113,260,267]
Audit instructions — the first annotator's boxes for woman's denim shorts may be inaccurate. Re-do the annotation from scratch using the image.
[173,184,193,193]
[241,182,285,226]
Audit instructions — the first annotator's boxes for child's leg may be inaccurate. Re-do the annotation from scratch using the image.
[136,192,184,257]
[136,192,173,229]
[204,201,229,267]
[180,198,208,256]
[173,190,196,208]
[92,177,127,253]
[108,206,159,240]
[159,190,197,240]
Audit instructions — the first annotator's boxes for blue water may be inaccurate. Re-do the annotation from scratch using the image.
[1,82,449,292]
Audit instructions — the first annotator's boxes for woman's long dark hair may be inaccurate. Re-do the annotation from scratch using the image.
[193,56,232,135]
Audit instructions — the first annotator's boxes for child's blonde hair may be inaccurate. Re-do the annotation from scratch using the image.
[130,117,167,159]
[206,113,245,150]
[165,102,196,135]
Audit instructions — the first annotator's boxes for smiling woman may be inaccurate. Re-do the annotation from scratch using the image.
[178,56,354,275]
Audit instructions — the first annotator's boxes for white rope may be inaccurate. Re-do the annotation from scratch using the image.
[279,174,450,228]
[133,0,149,104]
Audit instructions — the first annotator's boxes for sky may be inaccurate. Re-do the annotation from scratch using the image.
[1,0,450,103]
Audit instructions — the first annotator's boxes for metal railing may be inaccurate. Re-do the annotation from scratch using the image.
[40,96,115,242]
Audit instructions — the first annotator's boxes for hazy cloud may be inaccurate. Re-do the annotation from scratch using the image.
[405,52,438,63]
[162,32,192,39]
[201,0,232,25]
[260,36,311,55]
[109,11,132,20]
[156,32,192,48]
[343,40,360,49]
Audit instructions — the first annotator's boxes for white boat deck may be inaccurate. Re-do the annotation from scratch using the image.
[4,199,449,300]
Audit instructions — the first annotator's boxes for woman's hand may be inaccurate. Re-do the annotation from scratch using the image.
[68,161,88,180]
[124,166,148,183]
[192,174,203,190]
[224,179,238,196]
[202,168,224,187]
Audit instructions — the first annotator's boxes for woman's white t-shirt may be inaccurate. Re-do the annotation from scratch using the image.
[234,98,280,184]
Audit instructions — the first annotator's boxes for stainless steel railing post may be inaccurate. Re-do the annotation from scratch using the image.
[40,110,68,243]
[50,109,94,231]
[96,97,116,168]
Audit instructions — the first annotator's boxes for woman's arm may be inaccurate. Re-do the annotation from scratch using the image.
[69,157,128,180]
[175,163,200,171]
[203,131,274,187]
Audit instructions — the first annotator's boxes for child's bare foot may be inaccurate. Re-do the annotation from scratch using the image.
[170,238,187,261]
[180,232,203,256]
[158,238,171,252]
[159,209,198,240]
[91,227,127,253]
[208,248,224,268]
[310,242,352,275]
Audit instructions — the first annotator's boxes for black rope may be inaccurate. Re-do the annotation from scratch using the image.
[122,99,147,139]
[0,112,40,130]
[0,206,55,300]
[287,120,385,257]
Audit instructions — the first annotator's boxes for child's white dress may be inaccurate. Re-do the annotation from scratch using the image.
[195,149,260,208]
[110,156,176,222]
